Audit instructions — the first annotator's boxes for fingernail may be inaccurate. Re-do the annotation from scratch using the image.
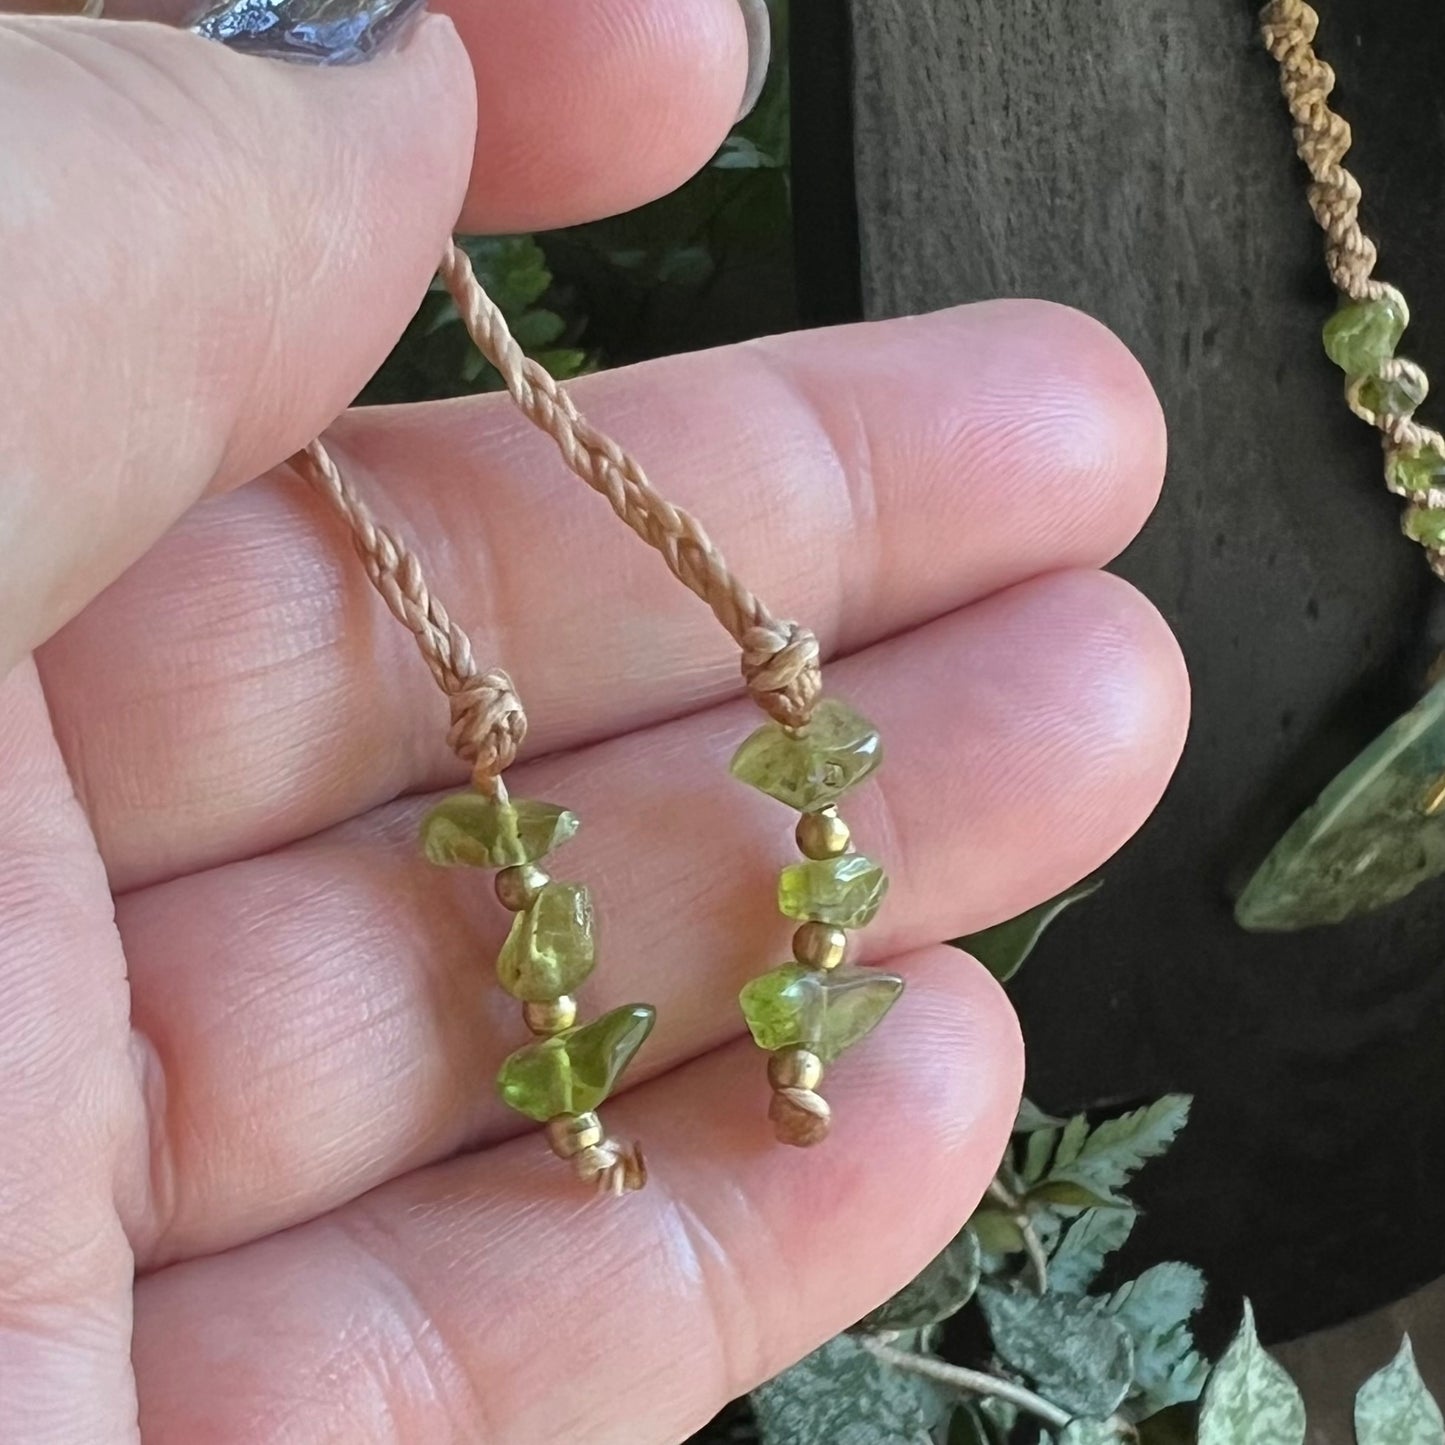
[736,0,771,122]
[189,0,427,66]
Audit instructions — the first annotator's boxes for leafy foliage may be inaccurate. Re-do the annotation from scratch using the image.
[1049,1209,1137,1296]
[979,1288,1136,1419]
[1187,1314,1445,1445]
[1107,1264,1210,1419]
[1058,1422,1126,1445]
[1198,1303,1305,1445]
[858,1229,982,1333]
[747,1093,1205,1445]
[1018,1095,1191,1207]
[750,1335,947,1445]
[1355,1340,1445,1445]
[956,878,1102,983]
[694,886,1438,1445]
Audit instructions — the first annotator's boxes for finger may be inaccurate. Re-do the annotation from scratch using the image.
[107,0,753,231]
[132,951,1022,1445]
[42,301,1167,890]
[0,13,474,669]
[119,571,1186,1266]
[0,662,147,1441]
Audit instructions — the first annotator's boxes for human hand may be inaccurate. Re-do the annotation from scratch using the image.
[0,3,1188,1441]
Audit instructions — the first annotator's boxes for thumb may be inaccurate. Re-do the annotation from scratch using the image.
[0,9,475,671]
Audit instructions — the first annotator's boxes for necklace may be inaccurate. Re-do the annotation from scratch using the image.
[1238,0,1445,930]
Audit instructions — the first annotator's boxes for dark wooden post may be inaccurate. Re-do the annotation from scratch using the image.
[824,0,1445,1337]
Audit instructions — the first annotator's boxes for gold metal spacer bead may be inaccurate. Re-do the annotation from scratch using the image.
[769,1087,832,1148]
[795,806,853,860]
[546,1111,604,1159]
[768,1045,824,1093]
[523,995,578,1036]
[495,863,550,912]
[793,921,849,971]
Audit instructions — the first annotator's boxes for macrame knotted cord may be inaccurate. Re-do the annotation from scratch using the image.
[1261,0,1445,576]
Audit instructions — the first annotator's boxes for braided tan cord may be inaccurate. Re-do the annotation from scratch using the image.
[290,439,527,789]
[1261,0,1445,574]
[437,240,823,730]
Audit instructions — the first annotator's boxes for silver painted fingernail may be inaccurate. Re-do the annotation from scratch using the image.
[190,0,427,65]
[736,0,771,122]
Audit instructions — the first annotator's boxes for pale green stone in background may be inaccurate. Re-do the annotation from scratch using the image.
[497,1004,656,1122]
[420,793,579,868]
[730,697,883,810]
[496,882,597,1001]
[1236,675,1445,930]
[1403,507,1445,549]
[1355,369,1427,420]
[778,854,889,927]
[1323,295,1406,374]
[739,964,904,1062]
[1385,446,1445,498]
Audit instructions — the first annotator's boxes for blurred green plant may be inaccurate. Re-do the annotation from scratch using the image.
[360,0,792,405]
[744,1092,1204,1445]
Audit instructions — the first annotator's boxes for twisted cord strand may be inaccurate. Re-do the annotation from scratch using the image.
[290,439,528,787]
[1261,0,1445,575]
[437,240,822,730]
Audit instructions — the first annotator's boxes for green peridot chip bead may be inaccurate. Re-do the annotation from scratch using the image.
[1354,368,1427,421]
[496,881,597,1001]
[778,853,889,928]
[497,1003,656,1122]
[1404,507,1445,549]
[1386,446,1445,498]
[739,964,903,1062]
[421,793,579,869]
[1323,294,1407,374]
[730,697,883,811]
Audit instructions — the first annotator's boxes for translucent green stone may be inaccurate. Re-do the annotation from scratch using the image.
[420,793,578,868]
[1355,369,1427,420]
[1236,674,1445,930]
[497,1003,656,1122]
[730,697,883,810]
[778,854,889,927]
[1323,295,1406,374]
[1404,507,1445,549]
[1386,446,1445,498]
[739,964,903,1062]
[496,882,596,1001]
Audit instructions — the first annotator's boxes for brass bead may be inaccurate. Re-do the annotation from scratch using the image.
[495,863,550,912]
[793,921,849,971]
[523,995,578,1036]
[795,806,852,860]
[546,1111,604,1159]
[768,1046,824,1093]
[769,1087,832,1148]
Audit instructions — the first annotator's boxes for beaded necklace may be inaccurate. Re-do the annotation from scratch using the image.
[1237,0,1445,930]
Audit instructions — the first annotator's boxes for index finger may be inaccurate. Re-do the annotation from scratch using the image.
[0,12,474,669]
[106,0,756,231]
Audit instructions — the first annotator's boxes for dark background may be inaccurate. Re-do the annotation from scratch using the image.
[792,0,1445,1340]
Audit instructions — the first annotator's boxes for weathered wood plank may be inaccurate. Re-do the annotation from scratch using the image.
[845,0,1445,1335]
